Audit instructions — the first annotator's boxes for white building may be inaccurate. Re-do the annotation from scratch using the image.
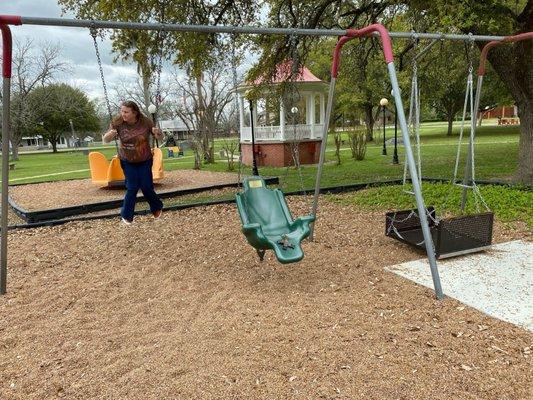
[159,118,194,142]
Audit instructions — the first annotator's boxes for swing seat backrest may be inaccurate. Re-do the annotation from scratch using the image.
[240,179,291,235]
[236,177,315,264]
[88,151,110,184]
[152,147,164,180]
[107,156,126,183]
[88,151,126,187]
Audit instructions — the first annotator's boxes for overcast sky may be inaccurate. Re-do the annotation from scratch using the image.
[1,0,223,108]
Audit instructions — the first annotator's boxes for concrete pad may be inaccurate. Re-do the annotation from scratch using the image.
[386,240,533,331]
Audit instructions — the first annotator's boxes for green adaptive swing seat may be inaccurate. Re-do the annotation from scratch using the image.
[236,176,315,264]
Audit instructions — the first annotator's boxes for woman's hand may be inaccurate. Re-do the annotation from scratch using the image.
[103,129,118,143]
[152,127,163,139]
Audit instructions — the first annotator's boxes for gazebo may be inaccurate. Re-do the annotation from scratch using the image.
[236,62,328,167]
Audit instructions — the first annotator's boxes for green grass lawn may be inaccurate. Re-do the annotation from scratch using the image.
[4,121,530,228]
[326,183,533,229]
[7,121,520,186]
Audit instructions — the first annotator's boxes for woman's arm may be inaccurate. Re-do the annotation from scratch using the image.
[103,128,118,143]
[151,127,164,141]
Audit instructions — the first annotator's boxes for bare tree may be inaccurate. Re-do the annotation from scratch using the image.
[171,62,235,168]
[3,39,68,160]
[112,75,173,118]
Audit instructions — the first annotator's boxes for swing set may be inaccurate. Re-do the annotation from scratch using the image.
[0,14,529,299]
[385,32,532,259]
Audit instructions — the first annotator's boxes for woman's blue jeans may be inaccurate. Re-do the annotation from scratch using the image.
[120,158,163,221]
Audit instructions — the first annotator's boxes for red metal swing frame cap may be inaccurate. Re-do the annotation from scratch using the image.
[331,24,394,78]
[0,16,21,79]
[478,31,533,76]
[0,15,23,25]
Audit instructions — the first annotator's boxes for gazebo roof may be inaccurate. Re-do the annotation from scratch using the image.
[249,60,324,85]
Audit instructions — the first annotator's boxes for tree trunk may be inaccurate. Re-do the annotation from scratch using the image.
[364,105,374,142]
[141,66,151,111]
[516,101,533,183]
[475,32,532,183]
[333,131,342,165]
[446,112,454,136]
[194,73,212,164]
[9,137,20,161]
[51,139,57,153]
[193,143,202,170]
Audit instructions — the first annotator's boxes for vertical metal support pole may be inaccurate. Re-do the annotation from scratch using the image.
[309,78,336,240]
[0,78,9,295]
[388,62,443,299]
[249,100,258,176]
[1,25,12,295]
[461,75,483,211]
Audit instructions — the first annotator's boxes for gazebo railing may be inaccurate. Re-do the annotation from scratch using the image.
[240,123,324,142]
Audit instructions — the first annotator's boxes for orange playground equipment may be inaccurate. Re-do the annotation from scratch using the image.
[88,148,164,188]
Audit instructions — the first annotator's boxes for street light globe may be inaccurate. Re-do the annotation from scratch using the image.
[291,106,299,114]
[148,104,157,114]
[379,98,389,107]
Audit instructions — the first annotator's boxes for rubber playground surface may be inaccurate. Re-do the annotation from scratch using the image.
[0,195,531,399]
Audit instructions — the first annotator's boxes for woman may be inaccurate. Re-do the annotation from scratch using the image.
[103,100,164,225]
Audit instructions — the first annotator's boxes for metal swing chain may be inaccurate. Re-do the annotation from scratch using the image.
[287,33,307,195]
[403,33,422,194]
[152,3,166,149]
[452,68,473,185]
[152,28,164,149]
[466,34,491,213]
[90,26,119,154]
[231,29,245,188]
[465,36,490,213]
[444,36,475,215]
[447,34,490,214]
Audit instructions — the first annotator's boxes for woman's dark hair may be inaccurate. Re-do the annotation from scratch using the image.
[111,100,150,128]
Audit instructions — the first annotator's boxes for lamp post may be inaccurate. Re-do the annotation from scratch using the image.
[291,105,299,138]
[389,90,399,165]
[291,105,299,167]
[392,107,399,165]
[148,103,160,148]
[246,91,259,176]
[379,98,388,155]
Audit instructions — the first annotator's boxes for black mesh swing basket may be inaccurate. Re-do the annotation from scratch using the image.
[385,207,494,259]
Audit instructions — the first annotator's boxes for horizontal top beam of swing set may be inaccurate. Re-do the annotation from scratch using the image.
[0,15,507,42]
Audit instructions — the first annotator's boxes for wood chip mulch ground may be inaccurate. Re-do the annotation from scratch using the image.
[0,195,531,399]
[8,169,240,211]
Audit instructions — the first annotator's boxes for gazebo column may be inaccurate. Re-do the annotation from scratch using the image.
[280,100,286,140]
[252,100,258,139]
[238,94,245,130]
[307,94,315,138]
[320,93,325,124]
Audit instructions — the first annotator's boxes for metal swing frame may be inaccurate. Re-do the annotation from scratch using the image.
[308,25,445,298]
[0,14,526,297]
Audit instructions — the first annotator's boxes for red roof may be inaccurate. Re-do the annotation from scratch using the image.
[250,60,323,85]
